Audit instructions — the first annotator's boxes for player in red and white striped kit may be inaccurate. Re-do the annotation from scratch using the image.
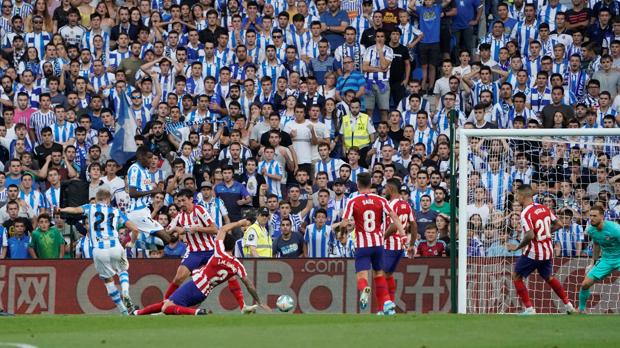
[383,179,417,310]
[133,219,268,315]
[507,185,576,314]
[342,173,404,315]
[155,189,249,313]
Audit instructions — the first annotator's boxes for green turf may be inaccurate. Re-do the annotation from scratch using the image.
[2,314,620,348]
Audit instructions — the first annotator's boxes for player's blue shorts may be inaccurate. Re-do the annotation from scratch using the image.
[168,280,206,307]
[514,255,552,280]
[383,249,404,273]
[587,258,620,280]
[355,246,384,272]
[181,250,214,271]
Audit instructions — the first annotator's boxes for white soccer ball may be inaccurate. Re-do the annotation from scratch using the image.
[276,295,295,312]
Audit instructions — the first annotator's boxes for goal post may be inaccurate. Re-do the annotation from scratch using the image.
[457,128,620,314]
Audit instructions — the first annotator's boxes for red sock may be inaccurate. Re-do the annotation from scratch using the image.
[163,304,198,315]
[386,276,396,302]
[357,278,368,292]
[228,278,245,310]
[548,278,569,305]
[513,279,533,308]
[136,302,164,315]
[164,282,179,300]
[374,276,390,310]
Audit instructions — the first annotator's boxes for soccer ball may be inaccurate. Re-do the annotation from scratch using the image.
[276,295,295,312]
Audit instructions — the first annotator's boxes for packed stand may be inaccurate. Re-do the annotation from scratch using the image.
[0,0,618,260]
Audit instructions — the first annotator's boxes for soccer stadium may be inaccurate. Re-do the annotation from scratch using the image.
[2,0,620,345]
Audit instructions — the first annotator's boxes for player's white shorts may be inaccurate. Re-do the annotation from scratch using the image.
[93,245,129,279]
[127,208,163,234]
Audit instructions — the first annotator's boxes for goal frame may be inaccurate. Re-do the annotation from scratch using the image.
[457,128,620,314]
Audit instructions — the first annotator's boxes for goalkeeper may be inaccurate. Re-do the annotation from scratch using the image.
[579,206,620,313]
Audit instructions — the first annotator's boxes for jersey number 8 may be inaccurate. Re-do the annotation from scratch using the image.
[363,211,376,232]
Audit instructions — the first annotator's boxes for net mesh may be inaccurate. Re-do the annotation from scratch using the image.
[462,134,620,314]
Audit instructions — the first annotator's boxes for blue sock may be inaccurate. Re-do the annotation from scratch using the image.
[579,288,590,311]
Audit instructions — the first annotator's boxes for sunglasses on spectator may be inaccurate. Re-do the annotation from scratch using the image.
[131,96,142,99]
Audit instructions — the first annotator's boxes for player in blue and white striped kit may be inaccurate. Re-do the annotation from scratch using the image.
[58,189,140,315]
[126,147,169,246]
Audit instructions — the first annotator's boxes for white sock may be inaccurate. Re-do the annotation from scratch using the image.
[105,282,126,312]
[119,271,130,297]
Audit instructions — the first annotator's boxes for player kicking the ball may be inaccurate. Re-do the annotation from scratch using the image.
[383,179,416,308]
[578,206,620,313]
[507,185,576,315]
[133,219,268,315]
[58,189,140,315]
[342,173,404,315]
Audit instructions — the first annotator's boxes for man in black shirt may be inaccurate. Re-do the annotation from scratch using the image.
[439,0,457,59]
[34,127,63,167]
[110,7,139,44]
[193,142,220,186]
[388,28,411,106]
[361,11,384,47]
[533,151,560,192]
[52,0,74,30]
[146,120,176,163]
[260,115,293,147]
[199,9,227,44]
[387,111,404,146]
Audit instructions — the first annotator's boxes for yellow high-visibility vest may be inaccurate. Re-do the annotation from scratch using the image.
[243,222,272,257]
[342,113,371,149]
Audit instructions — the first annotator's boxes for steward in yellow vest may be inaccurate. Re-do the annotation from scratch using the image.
[243,208,273,257]
[341,99,375,151]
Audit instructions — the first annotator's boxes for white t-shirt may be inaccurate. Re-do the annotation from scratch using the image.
[433,77,451,98]
[309,121,329,161]
[284,120,313,165]
[274,145,292,181]
[465,203,491,225]
[452,65,471,77]
[612,154,620,172]
[0,124,16,150]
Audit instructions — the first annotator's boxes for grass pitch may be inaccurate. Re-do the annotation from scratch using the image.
[2,314,620,348]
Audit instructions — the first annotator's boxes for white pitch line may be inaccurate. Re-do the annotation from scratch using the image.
[0,343,39,348]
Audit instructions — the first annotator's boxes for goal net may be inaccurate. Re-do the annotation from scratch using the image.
[457,128,620,314]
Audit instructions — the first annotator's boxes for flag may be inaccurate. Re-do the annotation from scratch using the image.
[110,90,137,166]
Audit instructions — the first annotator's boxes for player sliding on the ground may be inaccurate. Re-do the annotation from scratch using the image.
[342,173,405,315]
[161,189,250,313]
[578,206,620,313]
[383,179,417,308]
[507,185,576,315]
[133,218,269,315]
[57,189,140,315]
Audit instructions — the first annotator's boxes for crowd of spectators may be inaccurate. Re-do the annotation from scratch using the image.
[0,0,619,260]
